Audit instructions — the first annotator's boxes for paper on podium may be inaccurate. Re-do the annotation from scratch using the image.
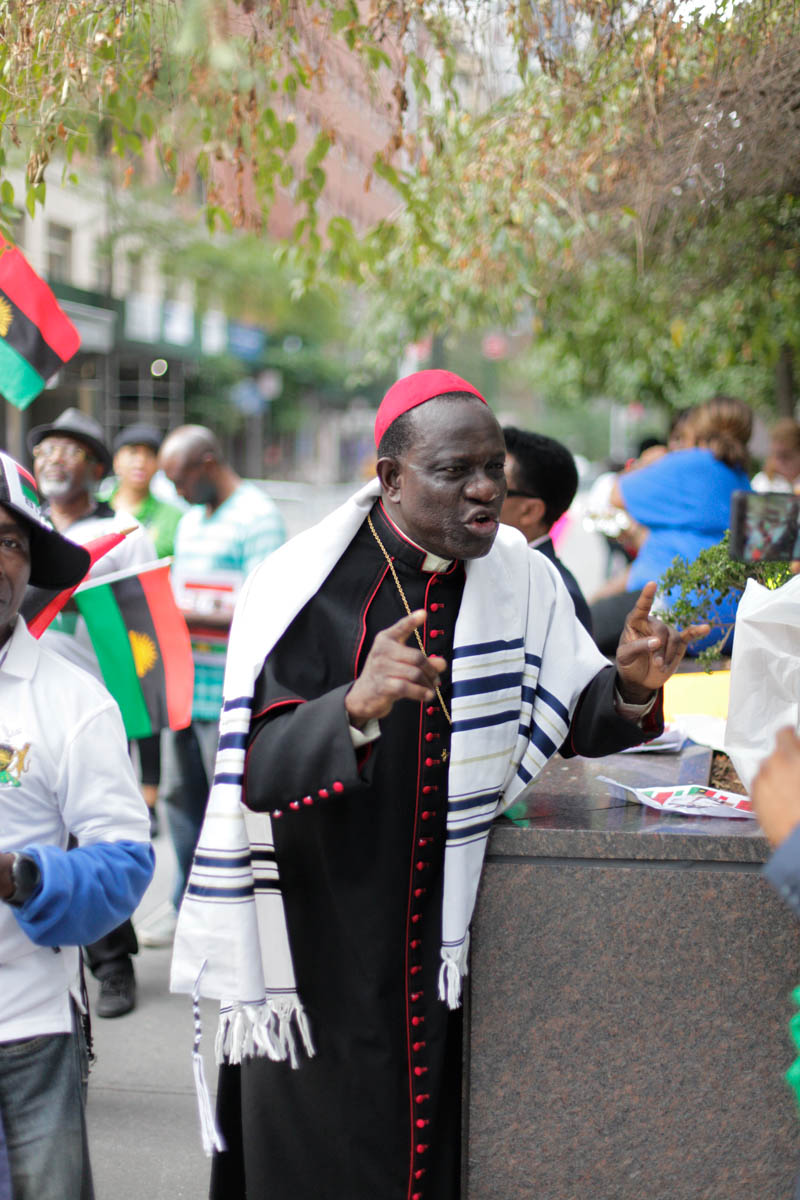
[599,777,754,818]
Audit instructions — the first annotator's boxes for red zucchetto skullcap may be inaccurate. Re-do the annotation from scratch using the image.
[374,369,486,449]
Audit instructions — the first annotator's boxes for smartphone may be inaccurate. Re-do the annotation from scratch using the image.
[730,490,800,561]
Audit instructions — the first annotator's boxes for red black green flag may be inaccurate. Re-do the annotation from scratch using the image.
[0,233,81,409]
[73,560,194,739]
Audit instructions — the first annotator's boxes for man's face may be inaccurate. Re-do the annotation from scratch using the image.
[114,443,158,492]
[159,448,217,507]
[500,454,546,540]
[0,505,31,644]
[379,398,507,560]
[33,436,102,503]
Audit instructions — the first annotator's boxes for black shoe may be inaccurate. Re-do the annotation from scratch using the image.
[96,969,136,1018]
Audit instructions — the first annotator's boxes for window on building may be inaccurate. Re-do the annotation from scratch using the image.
[46,222,73,283]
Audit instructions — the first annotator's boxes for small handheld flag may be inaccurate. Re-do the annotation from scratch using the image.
[74,559,194,739]
[0,233,81,410]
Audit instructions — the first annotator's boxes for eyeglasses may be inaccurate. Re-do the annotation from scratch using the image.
[504,489,539,500]
[33,440,93,464]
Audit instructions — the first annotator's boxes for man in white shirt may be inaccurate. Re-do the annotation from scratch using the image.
[0,450,153,1200]
[27,408,157,1017]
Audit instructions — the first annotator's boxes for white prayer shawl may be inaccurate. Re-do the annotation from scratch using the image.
[171,478,608,1073]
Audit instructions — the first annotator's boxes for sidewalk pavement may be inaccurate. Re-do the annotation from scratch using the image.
[86,824,217,1199]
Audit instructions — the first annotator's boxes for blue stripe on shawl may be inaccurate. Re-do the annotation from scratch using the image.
[517,762,532,784]
[525,652,542,667]
[218,732,248,750]
[529,723,558,759]
[187,883,254,899]
[452,637,524,660]
[451,709,519,733]
[223,696,253,711]
[534,683,570,724]
[194,852,251,869]
[213,772,244,786]
[452,671,523,698]
[448,794,500,812]
[447,816,495,842]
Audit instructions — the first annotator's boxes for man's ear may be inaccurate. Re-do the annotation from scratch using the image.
[377,456,402,501]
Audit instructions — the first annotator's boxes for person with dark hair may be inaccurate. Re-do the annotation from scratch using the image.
[171,369,709,1200]
[0,451,153,1199]
[590,394,753,657]
[501,426,592,633]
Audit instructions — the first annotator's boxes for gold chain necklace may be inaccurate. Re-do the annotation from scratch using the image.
[367,513,452,725]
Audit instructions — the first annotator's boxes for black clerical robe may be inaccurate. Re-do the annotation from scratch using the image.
[210,501,659,1200]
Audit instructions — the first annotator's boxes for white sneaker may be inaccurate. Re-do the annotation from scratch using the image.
[136,906,178,948]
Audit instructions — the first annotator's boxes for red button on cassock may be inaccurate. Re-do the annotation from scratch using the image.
[410,939,421,949]
[413,1193,423,1200]
[411,991,423,1002]
[414,1167,427,1178]
[272,809,283,819]
[411,913,421,924]
[302,795,314,806]
[414,888,426,898]
[416,1118,429,1128]
[414,1066,428,1076]
[416,861,427,871]
[415,1095,429,1105]
[424,757,435,768]
[413,1041,426,1052]
[412,1016,425,1026]
[289,801,301,810]
[416,1143,429,1153]
[332,781,345,793]
[318,788,329,799]
[410,964,422,975]
[426,705,436,716]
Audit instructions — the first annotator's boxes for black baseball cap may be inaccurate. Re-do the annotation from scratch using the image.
[113,423,163,454]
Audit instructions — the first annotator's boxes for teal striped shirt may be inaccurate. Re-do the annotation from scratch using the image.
[173,482,286,720]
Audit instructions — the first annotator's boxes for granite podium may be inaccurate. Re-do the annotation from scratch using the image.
[466,747,800,1199]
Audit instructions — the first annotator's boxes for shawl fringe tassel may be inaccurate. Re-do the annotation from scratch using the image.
[438,937,470,1010]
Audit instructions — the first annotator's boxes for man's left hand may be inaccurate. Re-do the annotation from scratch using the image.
[615,581,711,702]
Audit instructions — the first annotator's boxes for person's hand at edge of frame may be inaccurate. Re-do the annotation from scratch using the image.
[752,727,800,849]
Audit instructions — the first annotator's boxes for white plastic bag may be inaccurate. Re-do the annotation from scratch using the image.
[724,574,800,790]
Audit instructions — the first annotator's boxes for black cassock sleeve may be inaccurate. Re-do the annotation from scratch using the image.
[243,663,374,814]
[562,664,664,759]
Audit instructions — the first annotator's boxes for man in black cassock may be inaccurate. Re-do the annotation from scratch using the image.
[206,372,707,1200]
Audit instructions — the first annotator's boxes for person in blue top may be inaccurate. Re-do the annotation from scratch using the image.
[591,394,752,656]
[0,450,153,1200]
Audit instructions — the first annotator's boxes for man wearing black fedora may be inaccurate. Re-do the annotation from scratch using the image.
[27,407,157,1018]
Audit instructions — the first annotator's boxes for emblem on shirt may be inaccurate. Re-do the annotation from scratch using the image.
[0,740,30,788]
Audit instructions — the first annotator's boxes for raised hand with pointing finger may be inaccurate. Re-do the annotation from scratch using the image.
[614,580,712,703]
[344,609,448,728]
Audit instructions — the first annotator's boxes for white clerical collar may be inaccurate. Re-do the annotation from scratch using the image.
[379,507,453,573]
[527,533,550,549]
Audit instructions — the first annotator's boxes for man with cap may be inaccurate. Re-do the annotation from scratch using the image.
[28,407,157,1017]
[171,371,709,1200]
[0,450,153,1200]
[108,422,183,560]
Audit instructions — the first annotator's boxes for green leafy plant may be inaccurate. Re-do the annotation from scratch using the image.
[657,532,794,665]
